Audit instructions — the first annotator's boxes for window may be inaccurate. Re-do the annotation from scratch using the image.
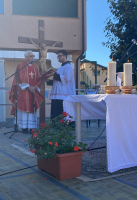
[92,70,100,76]
[12,0,78,18]
[0,0,4,14]
[97,70,100,76]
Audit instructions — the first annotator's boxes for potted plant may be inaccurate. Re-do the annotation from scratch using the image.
[27,112,87,181]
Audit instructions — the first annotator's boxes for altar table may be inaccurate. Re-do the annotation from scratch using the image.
[63,94,137,172]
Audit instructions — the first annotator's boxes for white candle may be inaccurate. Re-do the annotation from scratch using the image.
[123,63,132,86]
[107,62,116,86]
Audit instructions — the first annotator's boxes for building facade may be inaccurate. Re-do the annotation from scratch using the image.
[0,0,87,119]
[80,59,107,89]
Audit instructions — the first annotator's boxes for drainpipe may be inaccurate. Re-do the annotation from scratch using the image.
[76,0,85,94]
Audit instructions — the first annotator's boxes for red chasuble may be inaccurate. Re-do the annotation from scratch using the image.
[9,61,43,115]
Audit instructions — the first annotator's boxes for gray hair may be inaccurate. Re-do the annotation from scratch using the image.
[24,50,33,57]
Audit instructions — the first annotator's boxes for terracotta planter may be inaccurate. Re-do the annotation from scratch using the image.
[37,151,84,181]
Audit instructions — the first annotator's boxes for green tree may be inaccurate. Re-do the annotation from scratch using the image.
[103,0,137,85]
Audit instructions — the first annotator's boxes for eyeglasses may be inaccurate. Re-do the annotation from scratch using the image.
[57,55,63,58]
[29,55,35,57]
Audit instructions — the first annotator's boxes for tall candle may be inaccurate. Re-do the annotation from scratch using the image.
[107,62,116,86]
[123,63,132,86]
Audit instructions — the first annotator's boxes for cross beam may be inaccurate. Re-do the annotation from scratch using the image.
[18,20,63,48]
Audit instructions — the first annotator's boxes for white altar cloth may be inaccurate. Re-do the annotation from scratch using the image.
[63,94,106,121]
[63,94,137,173]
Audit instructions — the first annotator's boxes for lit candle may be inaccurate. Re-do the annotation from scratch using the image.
[123,63,132,86]
[107,62,116,86]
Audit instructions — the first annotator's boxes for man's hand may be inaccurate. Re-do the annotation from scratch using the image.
[44,78,49,82]
[28,86,36,93]
[46,71,55,78]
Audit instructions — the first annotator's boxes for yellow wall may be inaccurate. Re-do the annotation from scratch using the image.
[80,63,107,85]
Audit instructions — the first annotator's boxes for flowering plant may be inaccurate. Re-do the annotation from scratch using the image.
[27,112,87,160]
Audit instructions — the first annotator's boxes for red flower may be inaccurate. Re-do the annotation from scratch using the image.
[40,122,43,126]
[33,133,38,138]
[31,129,35,133]
[49,142,53,145]
[59,119,64,123]
[69,120,72,122]
[62,112,67,117]
[30,148,35,153]
[33,181,36,183]
[24,139,27,142]
[55,142,58,147]
[44,178,47,180]
[42,123,45,128]
[74,147,79,151]
[69,115,72,118]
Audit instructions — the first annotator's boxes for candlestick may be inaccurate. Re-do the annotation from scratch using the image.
[123,63,132,86]
[107,62,116,86]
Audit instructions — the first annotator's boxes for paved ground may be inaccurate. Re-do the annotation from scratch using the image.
[0,120,137,200]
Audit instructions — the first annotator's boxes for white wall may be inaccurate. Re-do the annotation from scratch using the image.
[0,59,6,122]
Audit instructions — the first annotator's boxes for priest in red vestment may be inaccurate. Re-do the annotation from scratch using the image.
[9,50,53,133]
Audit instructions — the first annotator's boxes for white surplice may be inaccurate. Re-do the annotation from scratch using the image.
[50,63,75,100]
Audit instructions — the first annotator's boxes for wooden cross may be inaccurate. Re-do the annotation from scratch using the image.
[18,20,63,48]
[18,20,63,123]
[29,71,34,79]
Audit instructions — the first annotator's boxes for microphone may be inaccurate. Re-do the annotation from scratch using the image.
[132,39,137,45]
[30,59,35,64]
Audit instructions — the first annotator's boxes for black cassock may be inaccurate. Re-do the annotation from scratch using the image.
[47,72,63,119]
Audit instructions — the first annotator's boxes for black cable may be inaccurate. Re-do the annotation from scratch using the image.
[117,43,134,68]
[86,125,106,151]
[128,51,137,59]
[87,146,106,151]
[0,164,38,177]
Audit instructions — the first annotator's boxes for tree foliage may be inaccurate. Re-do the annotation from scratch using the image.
[103,0,137,84]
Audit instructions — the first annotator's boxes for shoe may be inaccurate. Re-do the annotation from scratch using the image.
[22,128,28,133]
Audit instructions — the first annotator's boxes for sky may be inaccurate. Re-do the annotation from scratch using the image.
[86,0,112,67]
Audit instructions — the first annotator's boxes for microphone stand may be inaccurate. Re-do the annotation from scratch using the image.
[32,93,36,130]
[4,60,35,139]
[116,43,134,69]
